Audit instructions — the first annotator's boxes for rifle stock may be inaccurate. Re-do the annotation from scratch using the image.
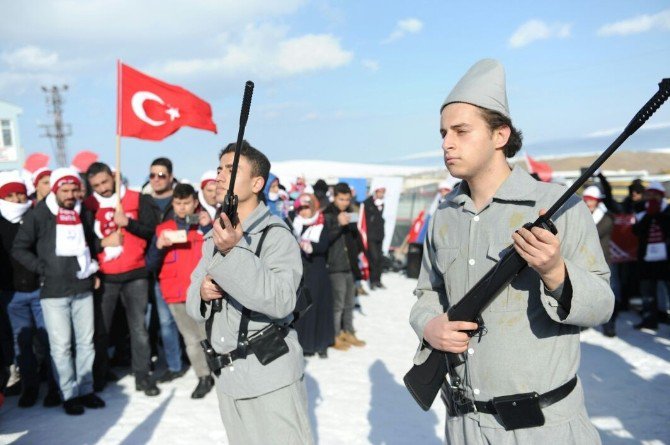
[404,78,670,411]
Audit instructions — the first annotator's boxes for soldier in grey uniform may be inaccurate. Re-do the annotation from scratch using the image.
[410,59,614,444]
[186,141,313,445]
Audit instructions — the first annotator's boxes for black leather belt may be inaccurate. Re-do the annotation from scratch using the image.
[201,325,290,375]
[460,376,578,415]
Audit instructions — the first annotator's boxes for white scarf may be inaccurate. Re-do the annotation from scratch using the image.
[374,198,384,211]
[592,203,606,225]
[92,185,126,262]
[45,194,98,279]
[0,199,31,224]
[292,211,324,243]
[198,189,218,220]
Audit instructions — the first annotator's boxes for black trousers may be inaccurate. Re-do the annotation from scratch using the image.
[95,278,151,377]
[367,240,384,285]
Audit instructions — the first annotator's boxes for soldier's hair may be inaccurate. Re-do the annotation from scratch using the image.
[333,182,352,197]
[478,107,523,158]
[173,183,196,200]
[151,157,173,175]
[86,162,113,178]
[219,140,271,198]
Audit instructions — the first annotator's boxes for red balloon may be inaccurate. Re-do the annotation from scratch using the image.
[23,153,50,173]
[71,150,99,173]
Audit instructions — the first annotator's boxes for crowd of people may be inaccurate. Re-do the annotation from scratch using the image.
[579,173,670,335]
[0,155,388,416]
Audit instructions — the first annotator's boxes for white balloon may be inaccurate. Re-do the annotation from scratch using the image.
[131,91,166,126]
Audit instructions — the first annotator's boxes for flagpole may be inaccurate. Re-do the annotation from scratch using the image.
[115,60,123,218]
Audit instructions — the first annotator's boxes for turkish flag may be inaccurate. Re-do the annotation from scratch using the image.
[525,153,553,182]
[118,62,217,140]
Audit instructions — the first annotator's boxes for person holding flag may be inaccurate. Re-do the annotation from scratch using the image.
[84,162,160,396]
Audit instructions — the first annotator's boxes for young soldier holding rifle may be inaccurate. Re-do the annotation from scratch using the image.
[410,59,617,443]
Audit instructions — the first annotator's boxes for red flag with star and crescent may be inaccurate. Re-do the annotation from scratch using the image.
[117,62,217,140]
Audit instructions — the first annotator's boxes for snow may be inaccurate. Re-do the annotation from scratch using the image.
[1,273,669,444]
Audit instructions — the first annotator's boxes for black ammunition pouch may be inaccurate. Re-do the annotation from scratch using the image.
[247,324,290,366]
[491,392,545,431]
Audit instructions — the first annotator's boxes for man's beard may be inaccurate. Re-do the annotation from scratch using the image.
[58,199,76,209]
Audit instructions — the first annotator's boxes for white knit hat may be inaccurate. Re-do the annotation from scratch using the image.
[646,181,666,194]
[200,170,217,189]
[0,170,27,199]
[50,167,82,192]
[438,176,460,191]
[582,185,602,200]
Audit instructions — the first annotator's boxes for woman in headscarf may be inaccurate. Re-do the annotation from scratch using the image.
[291,193,334,357]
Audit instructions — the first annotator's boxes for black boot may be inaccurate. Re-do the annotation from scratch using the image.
[135,375,160,397]
[634,316,658,330]
[63,398,85,415]
[157,367,187,383]
[190,376,214,399]
[79,393,106,408]
[43,385,61,407]
[18,386,39,408]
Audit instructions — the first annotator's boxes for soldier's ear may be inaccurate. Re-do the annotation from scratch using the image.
[251,176,265,195]
[493,125,511,150]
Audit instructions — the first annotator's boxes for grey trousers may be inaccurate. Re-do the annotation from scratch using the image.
[445,412,601,445]
[167,303,209,378]
[217,377,314,445]
[330,271,355,336]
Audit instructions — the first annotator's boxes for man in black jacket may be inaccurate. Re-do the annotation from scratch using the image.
[632,181,670,330]
[0,171,60,408]
[12,168,105,415]
[363,186,386,289]
[323,183,366,350]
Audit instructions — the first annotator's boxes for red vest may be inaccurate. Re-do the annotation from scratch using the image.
[156,220,204,304]
[84,190,147,275]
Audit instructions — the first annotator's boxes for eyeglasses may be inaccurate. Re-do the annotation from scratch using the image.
[149,172,168,180]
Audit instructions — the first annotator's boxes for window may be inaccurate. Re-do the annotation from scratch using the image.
[0,119,13,148]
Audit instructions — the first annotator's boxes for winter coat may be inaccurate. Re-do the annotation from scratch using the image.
[0,212,40,292]
[12,200,96,298]
[323,204,364,278]
[363,196,385,243]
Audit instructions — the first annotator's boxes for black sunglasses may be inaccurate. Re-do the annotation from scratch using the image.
[149,172,168,179]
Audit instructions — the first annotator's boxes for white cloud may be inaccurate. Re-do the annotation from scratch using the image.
[1,46,59,71]
[361,59,380,72]
[1,0,306,47]
[382,18,423,44]
[586,121,670,138]
[508,19,571,48]
[156,24,352,80]
[597,9,670,36]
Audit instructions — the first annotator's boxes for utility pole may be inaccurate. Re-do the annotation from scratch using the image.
[40,85,72,167]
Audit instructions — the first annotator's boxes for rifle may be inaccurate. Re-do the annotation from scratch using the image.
[404,78,670,411]
[210,81,254,314]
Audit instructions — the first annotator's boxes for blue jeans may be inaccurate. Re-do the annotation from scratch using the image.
[41,293,95,401]
[146,281,182,372]
[7,289,51,387]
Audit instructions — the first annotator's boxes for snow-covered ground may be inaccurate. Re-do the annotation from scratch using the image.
[1,273,669,444]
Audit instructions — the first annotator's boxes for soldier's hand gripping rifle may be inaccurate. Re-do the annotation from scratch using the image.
[404,78,670,411]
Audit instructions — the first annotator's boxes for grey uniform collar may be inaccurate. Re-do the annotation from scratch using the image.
[452,165,538,207]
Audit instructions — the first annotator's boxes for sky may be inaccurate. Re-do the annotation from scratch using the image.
[1,0,670,184]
